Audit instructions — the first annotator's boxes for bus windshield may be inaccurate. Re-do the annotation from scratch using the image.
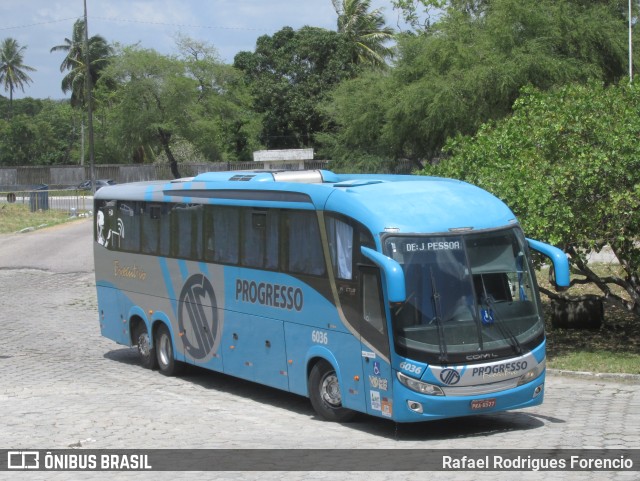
[384,228,543,365]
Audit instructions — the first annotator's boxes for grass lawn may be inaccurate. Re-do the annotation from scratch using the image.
[0,203,82,234]
[539,265,640,375]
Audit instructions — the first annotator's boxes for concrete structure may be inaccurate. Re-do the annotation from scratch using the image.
[252,149,314,170]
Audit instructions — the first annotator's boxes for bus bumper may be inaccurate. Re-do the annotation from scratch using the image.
[391,370,545,423]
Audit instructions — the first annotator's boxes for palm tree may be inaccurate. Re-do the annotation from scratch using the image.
[50,19,113,107]
[0,38,36,118]
[332,0,395,68]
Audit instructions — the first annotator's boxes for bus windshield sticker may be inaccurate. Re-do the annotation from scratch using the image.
[370,391,381,411]
[369,376,388,391]
[403,241,461,252]
[381,398,393,417]
[97,211,123,249]
[481,308,495,326]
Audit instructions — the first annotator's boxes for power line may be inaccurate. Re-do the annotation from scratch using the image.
[90,16,268,32]
[0,15,270,33]
[0,17,79,31]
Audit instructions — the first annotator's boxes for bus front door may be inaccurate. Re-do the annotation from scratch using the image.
[358,267,394,419]
[336,265,393,419]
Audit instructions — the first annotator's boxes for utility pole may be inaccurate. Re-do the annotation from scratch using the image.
[630,0,634,82]
[83,0,96,193]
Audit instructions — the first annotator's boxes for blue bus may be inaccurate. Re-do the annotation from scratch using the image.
[93,170,569,422]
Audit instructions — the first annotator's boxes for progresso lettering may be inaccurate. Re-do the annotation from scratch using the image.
[472,361,528,378]
[235,279,303,311]
[404,241,461,252]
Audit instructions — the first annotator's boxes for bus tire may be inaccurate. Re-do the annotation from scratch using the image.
[155,324,184,376]
[308,360,355,422]
[134,323,158,370]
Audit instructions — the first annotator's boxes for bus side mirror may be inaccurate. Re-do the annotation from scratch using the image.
[526,238,570,288]
[360,246,406,302]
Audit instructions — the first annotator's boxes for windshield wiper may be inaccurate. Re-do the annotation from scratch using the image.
[429,267,449,364]
[482,294,523,356]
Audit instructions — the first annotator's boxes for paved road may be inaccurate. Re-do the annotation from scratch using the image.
[0,219,638,481]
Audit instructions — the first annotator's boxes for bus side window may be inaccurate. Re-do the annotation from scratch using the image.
[242,210,279,269]
[362,268,386,334]
[206,206,239,265]
[243,211,265,268]
[287,211,325,276]
[264,211,279,269]
[118,201,140,252]
[204,205,214,261]
[141,204,161,255]
[172,204,190,259]
[326,216,354,280]
[326,213,376,281]
[158,203,171,257]
[193,205,203,260]
[169,204,203,260]
[96,200,116,248]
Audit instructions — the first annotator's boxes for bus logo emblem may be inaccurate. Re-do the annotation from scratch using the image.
[440,368,461,385]
[178,274,219,360]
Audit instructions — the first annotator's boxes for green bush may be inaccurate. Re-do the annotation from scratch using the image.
[424,81,640,317]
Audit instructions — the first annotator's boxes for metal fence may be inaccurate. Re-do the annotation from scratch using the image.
[0,160,415,191]
[0,162,270,190]
[0,160,418,218]
[1,188,93,214]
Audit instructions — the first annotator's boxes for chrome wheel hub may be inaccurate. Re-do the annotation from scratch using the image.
[321,373,342,407]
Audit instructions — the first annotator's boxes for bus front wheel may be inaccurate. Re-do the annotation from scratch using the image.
[308,360,355,422]
[134,323,158,370]
[155,324,184,376]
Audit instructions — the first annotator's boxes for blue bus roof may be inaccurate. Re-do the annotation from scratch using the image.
[95,170,517,235]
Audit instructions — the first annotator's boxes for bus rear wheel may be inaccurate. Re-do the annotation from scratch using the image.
[308,360,355,422]
[134,323,157,370]
[155,324,184,376]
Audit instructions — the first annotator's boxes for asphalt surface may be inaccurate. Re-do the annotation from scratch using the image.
[0,218,638,481]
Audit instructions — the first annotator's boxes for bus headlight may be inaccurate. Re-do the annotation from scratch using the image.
[517,359,546,386]
[397,372,445,396]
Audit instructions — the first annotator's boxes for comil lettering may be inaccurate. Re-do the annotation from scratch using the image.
[235,279,303,311]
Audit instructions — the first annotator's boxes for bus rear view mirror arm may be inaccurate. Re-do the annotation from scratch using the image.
[526,238,570,289]
[361,246,406,303]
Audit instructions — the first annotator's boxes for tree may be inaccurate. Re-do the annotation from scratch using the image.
[426,81,640,318]
[50,19,113,107]
[99,41,258,174]
[175,35,262,162]
[326,0,634,167]
[98,46,193,177]
[234,26,359,150]
[390,0,441,31]
[0,100,76,165]
[317,69,395,165]
[332,0,395,68]
[0,38,35,118]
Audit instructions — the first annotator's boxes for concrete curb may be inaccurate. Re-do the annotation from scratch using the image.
[547,368,640,383]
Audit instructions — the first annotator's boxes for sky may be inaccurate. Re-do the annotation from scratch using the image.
[1,0,405,100]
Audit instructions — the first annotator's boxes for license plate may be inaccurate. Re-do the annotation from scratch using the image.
[470,398,496,410]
